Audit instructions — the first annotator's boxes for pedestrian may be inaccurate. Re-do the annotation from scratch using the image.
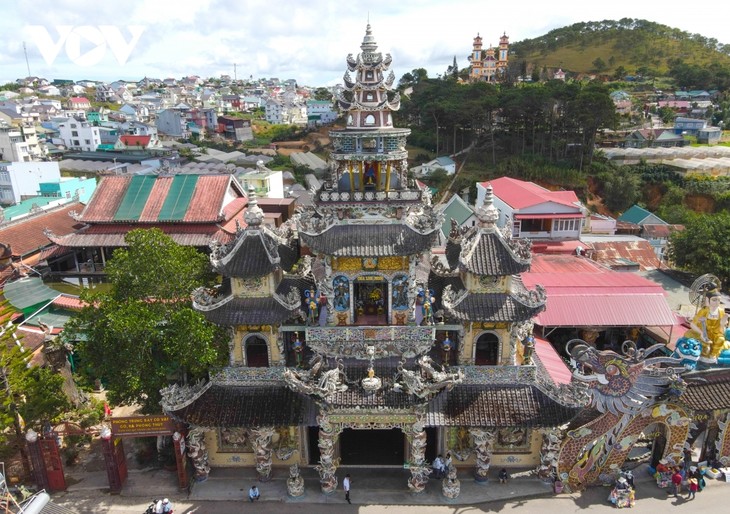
[161,499,173,514]
[249,485,260,502]
[498,468,509,484]
[432,455,445,479]
[670,467,683,498]
[444,452,453,470]
[687,474,699,499]
[343,473,352,504]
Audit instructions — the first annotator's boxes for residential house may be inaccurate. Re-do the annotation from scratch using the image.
[610,90,632,115]
[120,121,158,138]
[476,177,586,240]
[656,100,690,114]
[411,156,457,176]
[221,94,241,111]
[217,116,253,142]
[306,100,338,126]
[37,85,61,96]
[265,98,283,124]
[617,205,683,260]
[241,96,263,111]
[113,134,163,152]
[624,128,685,148]
[236,161,285,198]
[156,109,190,138]
[57,119,102,152]
[553,68,566,81]
[0,161,61,205]
[674,117,707,136]
[0,122,32,162]
[44,174,249,274]
[1,176,97,223]
[437,193,477,244]
[66,97,91,110]
[698,127,722,144]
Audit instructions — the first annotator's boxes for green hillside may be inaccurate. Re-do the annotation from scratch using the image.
[510,18,730,76]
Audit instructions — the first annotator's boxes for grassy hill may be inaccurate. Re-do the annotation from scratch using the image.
[510,19,730,76]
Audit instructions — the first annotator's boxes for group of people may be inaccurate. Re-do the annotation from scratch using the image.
[668,466,704,500]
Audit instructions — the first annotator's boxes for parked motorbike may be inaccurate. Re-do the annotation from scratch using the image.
[143,499,159,514]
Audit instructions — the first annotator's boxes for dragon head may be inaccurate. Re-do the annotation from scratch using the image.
[672,337,702,370]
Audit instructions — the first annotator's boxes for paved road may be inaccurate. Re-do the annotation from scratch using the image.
[51,476,730,514]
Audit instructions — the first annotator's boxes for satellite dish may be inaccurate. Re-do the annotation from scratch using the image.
[689,274,721,312]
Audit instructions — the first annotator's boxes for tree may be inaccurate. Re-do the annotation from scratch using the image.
[313,87,332,101]
[658,106,676,125]
[65,229,228,413]
[1,302,69,473]
[600,167,641,212]
[592,57,607,72]
[668,212,730,285]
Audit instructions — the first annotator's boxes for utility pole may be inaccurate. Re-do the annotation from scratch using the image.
[233,63,237,81]
[23,41,31,78]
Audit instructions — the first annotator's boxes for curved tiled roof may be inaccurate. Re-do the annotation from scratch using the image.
[196,296,301,326]
[426,384,580,427]
[680,368,730,411]
[443,291,545,322]
[166,384,311,427]
[299,223,437,257]
[460,231,531,276]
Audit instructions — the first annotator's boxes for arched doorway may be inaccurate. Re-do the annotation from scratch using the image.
[245,335,269,367]
[475,332,500,365]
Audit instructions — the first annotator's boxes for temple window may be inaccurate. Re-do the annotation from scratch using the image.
[364,114,376,126]
[365,92,374,101]
[474,332,500,365]
[366,70,374,80]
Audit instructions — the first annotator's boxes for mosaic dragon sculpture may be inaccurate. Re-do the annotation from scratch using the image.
[557,341,692,492]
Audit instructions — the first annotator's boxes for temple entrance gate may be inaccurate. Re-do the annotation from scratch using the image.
[340,428,404,465]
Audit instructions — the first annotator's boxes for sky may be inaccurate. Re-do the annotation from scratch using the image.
[1,0,728,88]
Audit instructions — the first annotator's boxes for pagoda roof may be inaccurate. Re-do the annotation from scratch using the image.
[441,290,545,323]
[166,383,312,427]
[212,227,294,278]
[299,223,437,257]
[46,222,236,247]
[194,294,301,326]
[459,228,532,275]
[427,384,580,427]
[680,368,730,411]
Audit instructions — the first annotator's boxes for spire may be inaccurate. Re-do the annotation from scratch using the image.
[476,183,499,227]
[244,185,264,227]
[361,23,378,53]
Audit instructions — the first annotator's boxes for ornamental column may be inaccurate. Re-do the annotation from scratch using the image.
[315,414,341,493]
[187,428,211,482]
[250,426,275,482]
[407,414,431,493]
[469,428,496,482]
[538,428,562,480]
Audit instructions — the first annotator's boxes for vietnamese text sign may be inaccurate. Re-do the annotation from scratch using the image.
[110,415,175,437]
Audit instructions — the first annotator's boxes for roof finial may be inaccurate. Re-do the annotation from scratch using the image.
[476,183,499,227]
[244,184,264,227]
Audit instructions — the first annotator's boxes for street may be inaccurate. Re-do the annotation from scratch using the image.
[50,475,730,514]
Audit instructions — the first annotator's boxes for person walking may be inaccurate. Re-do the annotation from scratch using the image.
[687,474,699,500]
[670,467,683,498]
[248,485,260,502]
[343,474,352,504]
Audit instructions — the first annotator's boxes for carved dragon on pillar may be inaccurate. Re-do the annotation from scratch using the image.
[250,426,275,482]
[469,428,496,482]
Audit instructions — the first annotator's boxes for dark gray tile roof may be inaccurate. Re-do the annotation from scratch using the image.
[199,296,300,326]
[426,384,580,427]
[166,384,311,427]
[681,368,730,411]
[213,230,284,278]
[299,224,437,257]
[461,232,531,275]
[444,292,545,322]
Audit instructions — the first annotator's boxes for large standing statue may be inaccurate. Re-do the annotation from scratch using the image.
[688,290,729,364]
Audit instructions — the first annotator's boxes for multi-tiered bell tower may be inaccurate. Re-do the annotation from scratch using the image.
[331,23,409,192]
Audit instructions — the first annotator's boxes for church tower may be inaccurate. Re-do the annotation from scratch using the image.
[497,32,510,74]
[468,33,484,82]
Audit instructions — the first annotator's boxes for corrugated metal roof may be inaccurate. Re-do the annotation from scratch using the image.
[534,293,676,326]
[534,337,572,385]
[484,177,580,210]
[523,254,676,327]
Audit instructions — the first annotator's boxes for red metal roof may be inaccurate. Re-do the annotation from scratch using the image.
[515,213,582,219]
[534,337,572,385]
[587,239,663,271]
[482,177,581,210]
[0,202,86,258]
[119,135,151,147]
[48,222,235,247]
[80,174,241,223]
[523,254,676,327]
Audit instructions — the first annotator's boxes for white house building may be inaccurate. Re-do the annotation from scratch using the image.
[57,119,102,152]
[0,161,61,205]
[476,177,587,240]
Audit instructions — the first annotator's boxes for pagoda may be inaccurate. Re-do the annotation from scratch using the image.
[161,24,580,494]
